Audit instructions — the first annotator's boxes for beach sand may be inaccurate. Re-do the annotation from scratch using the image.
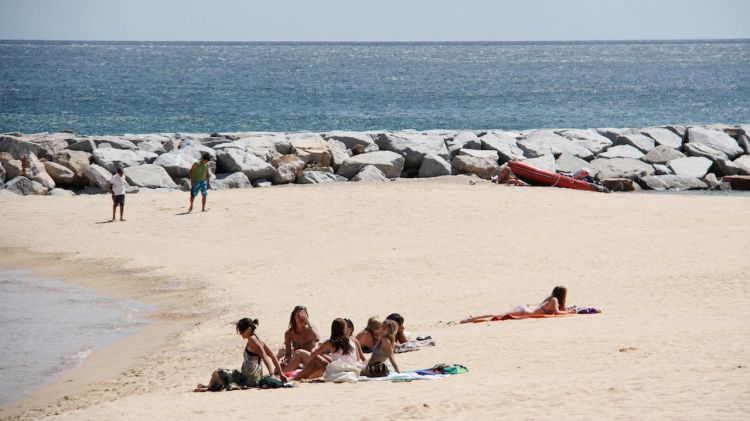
[1,177,748,420]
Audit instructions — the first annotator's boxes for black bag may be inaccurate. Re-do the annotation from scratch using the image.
[366,362,389,377]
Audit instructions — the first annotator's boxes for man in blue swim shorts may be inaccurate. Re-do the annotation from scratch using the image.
[188,152,212,213]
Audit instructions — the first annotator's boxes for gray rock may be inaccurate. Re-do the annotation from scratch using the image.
[351,165,388,182]
[296,171,347,184]
[216,140,280,162]
[213,172,251,189]
[734,155,750,175]
[446,132,482,156]
[516,133,552,158]
[687,127,743,159]
[47,188,76,197]
[138,140,166,155]
[596,128,631,142]
[589,158,655,181]
[337,151,405,179]
[521,154,557,172]
[653,164,673,175]
[54,150,91,177]
[43,161,76,185]
[92,148,145,172]
[136,150,159,164]
[153,152,197,179]
[642,145,686,164]
[639,175,708,191]
[479,132,525,162]
[613,130,656,153]
[177,140,217,162]
[520,130,593,160]
[0,153,23,179]
[451,155,500,179]
[123,164,177,189]
[557,129,613,156]
[4,176,47,195]
[272,154,306,184]
[83,164,113,191]
[599,144,645,159]
[663,125,687,138]
[555,153,591,174]
[91,136,138,150]
[374,132,449,169]
[215,148,274,181]
[67,139,98,153]
[327,138,349,170]
[323,131,378,151]
[668,157,713,179]
[683,142,728,161]
[735,125,750,154]
[21,152,55,189]
[641,127,683,150]
[418,153,452,178]
[703,173,720,189]
[0,135,44,159]
[457,149,499,160]
[252,178,272,188]
[713,159,742,177]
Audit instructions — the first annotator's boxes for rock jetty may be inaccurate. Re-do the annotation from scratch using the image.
[2,125,749,195]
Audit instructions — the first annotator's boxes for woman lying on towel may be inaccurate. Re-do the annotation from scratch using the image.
[460,286,577,323]
[280,305,321,371]
[355,317,382,353]
[195,318,287,391]
[292,318,366,380]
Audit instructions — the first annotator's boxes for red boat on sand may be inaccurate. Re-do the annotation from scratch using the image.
[508,161,609,193]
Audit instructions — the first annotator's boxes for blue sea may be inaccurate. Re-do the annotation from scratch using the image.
[0,40,749,134]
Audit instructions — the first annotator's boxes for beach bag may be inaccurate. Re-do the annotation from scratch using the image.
[366,361,389,377]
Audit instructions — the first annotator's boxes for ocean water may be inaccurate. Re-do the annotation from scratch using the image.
[0,270,152,405]
[0,40,748,134]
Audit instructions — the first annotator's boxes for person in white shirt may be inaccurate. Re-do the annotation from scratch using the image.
[109,167,128,221]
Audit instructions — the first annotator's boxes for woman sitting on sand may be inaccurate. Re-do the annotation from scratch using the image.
[460,286,576,323]
[280,305,321,371]
[355,317,382,353]
[196,318,287,391]
[361,319,401,377]
[292,318,366,380]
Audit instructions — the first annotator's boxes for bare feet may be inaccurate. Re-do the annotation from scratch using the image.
[120,218,126,221]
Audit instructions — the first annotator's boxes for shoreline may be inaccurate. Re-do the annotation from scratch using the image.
[0,248,204,420]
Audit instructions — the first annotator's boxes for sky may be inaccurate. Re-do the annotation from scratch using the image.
[0,0,748,42]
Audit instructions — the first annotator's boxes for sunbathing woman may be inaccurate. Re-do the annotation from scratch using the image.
[386,313,408,344]
[196,318,287,391]
[355,317,382,353]
[460,286,576,323]
[280,305,320,371]
[292,318,365,380]
[361,319,401,377]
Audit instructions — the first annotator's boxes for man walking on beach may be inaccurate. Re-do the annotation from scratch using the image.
[188,152,211,213]
[109,167,128,221]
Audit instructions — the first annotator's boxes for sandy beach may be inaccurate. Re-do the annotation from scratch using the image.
[1,178,749,420]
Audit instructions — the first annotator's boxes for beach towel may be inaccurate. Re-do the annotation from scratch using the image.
[358,363,468,382]
[395,337,436,353]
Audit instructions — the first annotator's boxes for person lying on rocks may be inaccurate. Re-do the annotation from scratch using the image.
[355,317,382,353]
[460,286,577,323]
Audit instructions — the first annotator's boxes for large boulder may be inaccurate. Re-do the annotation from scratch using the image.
[136,150,158,164]
[0,135,44,159]
[641,127,683,150]
[521,154,557,172]
[177,140,217,162]
[457,149,499,160]
[734,155,750,175]
[212,172,251,190]
[683,142,728,161]
[4,176,47,195]
[83,164,113,191]
[480,132,525,162]
[642,145,686,164]
[43,161,76,185]
[47,188,76,197]
[713,159,742,177]
[557,129,613,155]
[600,178,638,192]
[589,158,655,181]
[555,153,591,174]
[613,130,656,153]
[272,154,306,184]
[451,155,499,179]
[351,165,388,182]
[1,152,23,179]
[418,153,452,178]
[667,156,713,178]
[153,152,198,179]
[446,132,482,157]
[54,150,91,176]
[290,138,332,166]
[216,140,280,162]
[67,139,98,153]
[653,164,673,175]
[735,125,750,154]
[296,171,347,184]
[687,127,743,159]
[327,138,350,171]
[91,136,137,150]
[336,151,405,179]
[138,140,166,155]
[374,133,449,169]
[639,175,708,191]
[27,134,71,159]
[663,125,687,138]
[520,130,593,160]
[323,131,378,151]
[92,148,144,172]
[515,134,552,158]
[598,145,644,160]
[21,152,55,189]
[123,164,177,189]
[596,128,631,142]
[703,173,720,189]
[215,148,275,181]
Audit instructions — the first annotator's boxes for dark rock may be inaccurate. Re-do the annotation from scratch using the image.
[722,175,750,190]
[600,178,636,192]
[713,159,742,177]
[296,171,347,184]
[4,176,47,195]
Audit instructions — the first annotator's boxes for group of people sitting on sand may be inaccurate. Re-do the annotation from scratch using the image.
[197,286,575,391]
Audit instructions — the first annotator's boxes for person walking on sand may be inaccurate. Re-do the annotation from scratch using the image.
[188,152,211,213]
[109,167,128,221]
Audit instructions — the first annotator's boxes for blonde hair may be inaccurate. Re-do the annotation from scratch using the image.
[381,319,398,343]
[365,317,382,334]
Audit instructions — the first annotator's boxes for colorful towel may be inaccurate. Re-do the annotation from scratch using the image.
[359,364,468,382]
[410,364,468,376]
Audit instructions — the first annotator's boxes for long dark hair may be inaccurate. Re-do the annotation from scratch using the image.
[236,317,259,335]
[288,305,308,331]
[329,318,352,355]
[551,286,567,310]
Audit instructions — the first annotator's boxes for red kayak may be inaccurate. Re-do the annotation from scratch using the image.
[508,161,608,192]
